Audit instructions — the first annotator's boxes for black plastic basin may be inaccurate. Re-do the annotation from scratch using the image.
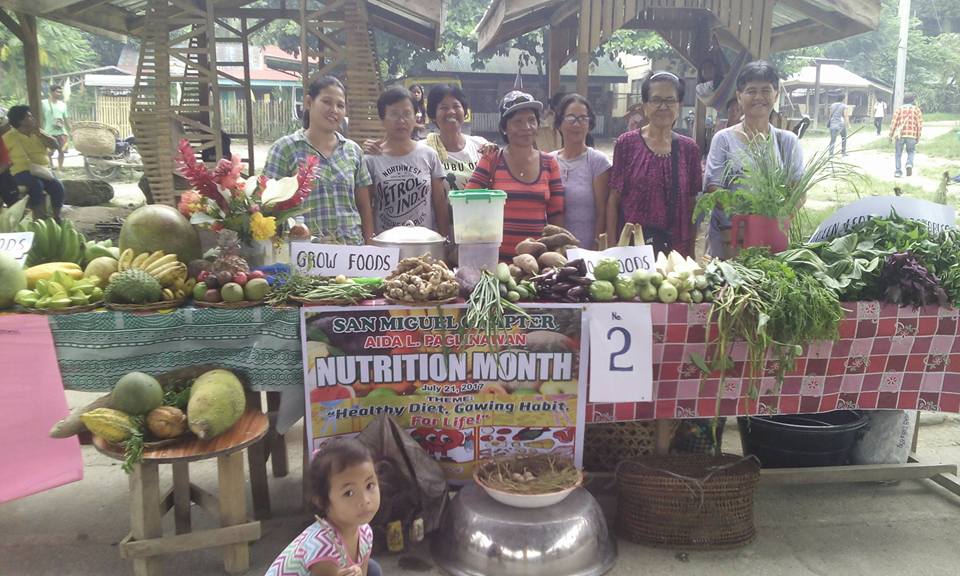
[738,410,868,468]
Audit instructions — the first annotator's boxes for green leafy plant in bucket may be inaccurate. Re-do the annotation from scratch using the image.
[693,134,862,245]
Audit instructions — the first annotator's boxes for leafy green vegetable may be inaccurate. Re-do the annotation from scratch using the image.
[880,252,948,308]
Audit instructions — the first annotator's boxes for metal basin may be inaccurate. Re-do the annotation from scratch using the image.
[432,484,617,576]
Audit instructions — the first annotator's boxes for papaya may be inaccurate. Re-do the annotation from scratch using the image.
[25,262,83,289]
[112,372,164,415]
[80,408,138,443]
[187,369,246,440]
[146,406,188,439]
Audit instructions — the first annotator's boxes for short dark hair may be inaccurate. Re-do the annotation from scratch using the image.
[51,84,63,92]
[303,75,346,129]
[6,105,31,128]
[736,60,781,91]
[378,86,416,120]
[309,438,374,517]
[641,71,685,104]
[904,93,917,104]
[426,84,469,121]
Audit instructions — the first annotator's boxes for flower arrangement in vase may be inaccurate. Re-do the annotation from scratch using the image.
[175,139,318,246]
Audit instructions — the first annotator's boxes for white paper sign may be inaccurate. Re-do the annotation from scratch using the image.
[810,196,955,242]
[566,245,656,279]
[291,242,400,278]
[0,232,34,265]
[587,303,653,402]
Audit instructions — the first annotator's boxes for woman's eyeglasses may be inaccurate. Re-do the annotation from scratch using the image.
[562,114,590,125]
[647,97,679,109]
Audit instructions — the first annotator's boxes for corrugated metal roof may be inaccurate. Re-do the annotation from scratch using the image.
[784,64,893,93]
[427,47,627,80]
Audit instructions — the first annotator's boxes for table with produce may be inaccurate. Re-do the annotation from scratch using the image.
[3,200,960,471]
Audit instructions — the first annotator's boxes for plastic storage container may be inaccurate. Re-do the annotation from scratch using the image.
[449,189,507,244]
[457,242,500,273]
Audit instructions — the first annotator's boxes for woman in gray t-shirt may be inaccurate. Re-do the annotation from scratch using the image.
[703,61,804,258]
[550,94,611,248]
[364,87,447,236]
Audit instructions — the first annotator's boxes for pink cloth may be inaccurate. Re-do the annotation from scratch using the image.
[0,314,82,503]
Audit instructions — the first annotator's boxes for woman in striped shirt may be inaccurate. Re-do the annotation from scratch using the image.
[467,90,564,259]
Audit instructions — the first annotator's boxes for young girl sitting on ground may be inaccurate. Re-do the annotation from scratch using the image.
[265,439,382,576]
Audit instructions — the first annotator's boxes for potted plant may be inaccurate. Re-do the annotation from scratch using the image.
[694,135,858,255]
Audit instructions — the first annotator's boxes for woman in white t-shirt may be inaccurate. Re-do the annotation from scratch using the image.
[423,84,497,192]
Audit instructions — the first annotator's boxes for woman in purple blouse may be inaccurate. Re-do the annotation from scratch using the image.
[607,71,702,256]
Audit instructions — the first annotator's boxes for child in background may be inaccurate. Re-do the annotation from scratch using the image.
[265,439,382,576]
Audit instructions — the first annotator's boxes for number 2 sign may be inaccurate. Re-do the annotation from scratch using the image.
[587,303,653,402]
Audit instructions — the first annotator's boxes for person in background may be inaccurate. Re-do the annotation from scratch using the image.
[42,84,70,172]
[535,92,565,151]
[264,439,382,576]
[365,86,447,236]
[890,93,923,178]
[467,90,564,259]
[873,98,887,136]
[2,105,65,221]
[263,75,374,244]
[827,93,849,156]
[703,60,804,258]
[608,71,701,256]
[551,93,611,248]
[0,112,17,207]
[410,84,428,140]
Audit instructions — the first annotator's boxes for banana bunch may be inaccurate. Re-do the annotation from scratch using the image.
[116,249,194,300]
[15,270,104,310]
[25,219,86,267]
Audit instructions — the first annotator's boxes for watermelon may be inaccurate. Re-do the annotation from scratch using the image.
[119,204,201,264]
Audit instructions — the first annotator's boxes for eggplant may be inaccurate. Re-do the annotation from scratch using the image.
[567,286,586,300]
[557,266,580,280]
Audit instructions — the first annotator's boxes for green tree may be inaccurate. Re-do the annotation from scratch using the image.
[0,19,96,107]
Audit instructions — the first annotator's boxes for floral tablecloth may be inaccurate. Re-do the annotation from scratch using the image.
[586,302,960,423]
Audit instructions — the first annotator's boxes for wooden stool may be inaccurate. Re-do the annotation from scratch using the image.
[94,407,269,576]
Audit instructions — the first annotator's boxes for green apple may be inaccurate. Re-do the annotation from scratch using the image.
[192,281,207,301]
[243,278,270,301]
[512,388,539,395]
[367,387,399,398]
[221,282,244,303]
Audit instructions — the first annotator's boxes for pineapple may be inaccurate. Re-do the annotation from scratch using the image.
[210,230,251,275]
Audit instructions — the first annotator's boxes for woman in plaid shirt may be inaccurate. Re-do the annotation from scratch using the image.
[889,93,923,178]
[263,76,374,244]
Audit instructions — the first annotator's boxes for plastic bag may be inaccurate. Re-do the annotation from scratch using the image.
[358,415,449,553]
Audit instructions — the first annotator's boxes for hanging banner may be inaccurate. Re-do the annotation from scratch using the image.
[301,303,587,482]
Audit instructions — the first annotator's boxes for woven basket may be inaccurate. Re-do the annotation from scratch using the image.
[583,421,655,472]
[71,121,118,156]
[615,454,761,550]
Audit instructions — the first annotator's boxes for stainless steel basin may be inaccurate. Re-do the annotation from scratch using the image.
[431,483,617,576]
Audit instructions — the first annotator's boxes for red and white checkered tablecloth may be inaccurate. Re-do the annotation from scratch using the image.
[586,302,960,422]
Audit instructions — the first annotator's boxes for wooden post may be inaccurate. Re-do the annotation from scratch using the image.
[18,13,42,116]
[129,463,163,576]
[172,462,192,535]
[240,18,256,169]
[546,26,562,99]
[576,0,591,97]
[218,451,250,574]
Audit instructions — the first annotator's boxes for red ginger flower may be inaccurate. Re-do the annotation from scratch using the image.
[175,139,229,211]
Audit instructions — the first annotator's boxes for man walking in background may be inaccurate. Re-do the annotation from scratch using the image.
[827,94,849,156]
[889,93,923,178]
[41,84,70,172]
[873,98,887,136]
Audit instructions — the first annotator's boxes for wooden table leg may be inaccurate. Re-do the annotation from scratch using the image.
[218,451,250,574]
[247,437,271,519]
[129,462,163,576]
[266,391,288,478]
[172,462,191,535]
[654,419,678,455]
[303,424,313,509]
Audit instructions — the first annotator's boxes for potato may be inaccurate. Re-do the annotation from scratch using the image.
[538,232,579,251]
[512,254,539,275]
[516,238,547,257]
[538,251,568,269]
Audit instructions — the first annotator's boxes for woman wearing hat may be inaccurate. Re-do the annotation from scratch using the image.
[466,90,564,259]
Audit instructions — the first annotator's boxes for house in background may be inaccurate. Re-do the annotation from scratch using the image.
[395,47,627,139]
[781,63,893,127]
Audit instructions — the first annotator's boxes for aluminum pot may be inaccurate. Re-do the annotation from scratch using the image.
[371,221,446,262]
[432,483,617,576]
